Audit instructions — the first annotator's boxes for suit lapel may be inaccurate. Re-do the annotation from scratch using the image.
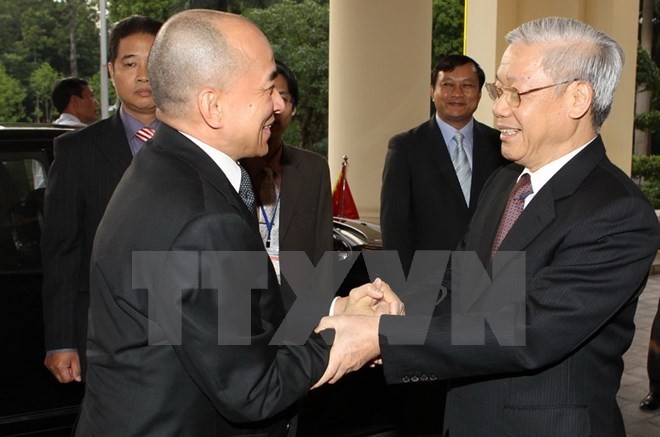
[493,136,606,254]
[278,145,301,242]
[97,114,133,174]
[469,165,519,262]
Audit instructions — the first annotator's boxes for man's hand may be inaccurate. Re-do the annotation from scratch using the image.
[44,351,82,383]
[334,278,404,316]
[312,314,382,388]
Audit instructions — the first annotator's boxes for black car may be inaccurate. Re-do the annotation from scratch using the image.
[0,123,385,436]
[332,217,383,295]
[0,124,84,436]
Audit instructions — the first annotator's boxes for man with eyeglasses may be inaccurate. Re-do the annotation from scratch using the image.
[313,17,660,437]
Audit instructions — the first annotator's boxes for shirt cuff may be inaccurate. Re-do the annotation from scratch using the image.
[329,296,340,316]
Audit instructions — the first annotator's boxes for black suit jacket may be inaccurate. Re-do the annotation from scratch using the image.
[380,116,506,275]
[41,113,132,364]
[74,124,329,436]
[379,137,660,436]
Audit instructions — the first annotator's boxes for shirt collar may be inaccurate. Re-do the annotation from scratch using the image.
[119,106,160,140]
[435,112,474,150]
[179,132,242,193]
[435,113,474,155]
[53,113,86,127]
[520,136,595,205]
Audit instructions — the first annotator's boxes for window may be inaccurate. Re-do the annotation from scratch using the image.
[0,158,47,270]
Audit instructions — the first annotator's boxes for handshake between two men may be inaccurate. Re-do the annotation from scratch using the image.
[313,278,404,388]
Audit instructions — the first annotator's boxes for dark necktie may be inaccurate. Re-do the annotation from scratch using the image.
[238,165,256,216]
[491,174,533,254]
[259,167,277,206]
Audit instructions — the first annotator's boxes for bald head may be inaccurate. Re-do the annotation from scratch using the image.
[148,10,266,119]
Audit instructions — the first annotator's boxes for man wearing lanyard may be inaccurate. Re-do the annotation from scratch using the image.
[243,59,333,308]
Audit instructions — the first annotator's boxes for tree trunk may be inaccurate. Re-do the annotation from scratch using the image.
[635,0,654,156]
[68,0,78,76]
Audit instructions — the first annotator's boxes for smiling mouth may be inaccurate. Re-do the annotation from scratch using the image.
[500,128,521,136]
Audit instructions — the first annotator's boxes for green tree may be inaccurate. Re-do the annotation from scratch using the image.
[0,64,27,121]
[108,0,180,23]
[244,0,329,154]
[431,0,464,62]
[29,62,60,122]
[635,45,660,136]
[0,0,99,119]
[106,0,279,22]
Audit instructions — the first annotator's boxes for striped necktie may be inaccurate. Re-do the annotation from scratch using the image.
[135,127,155,143]
[491,173,533,254]
[451,131,471,205]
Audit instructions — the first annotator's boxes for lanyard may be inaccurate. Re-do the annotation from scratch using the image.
[259,194,280,248]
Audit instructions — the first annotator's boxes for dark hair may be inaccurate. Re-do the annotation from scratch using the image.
[275,59,299,108]
[431,54,486,89]
[109,15,163,63]
[51,77,89,113]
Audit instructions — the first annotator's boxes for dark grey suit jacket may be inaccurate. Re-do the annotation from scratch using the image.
[74,124,329,436]
[278,145,333,308]
[380,116,507,275]
[379,136,660,436]
[279,145,333,264]
[41,113,132,366]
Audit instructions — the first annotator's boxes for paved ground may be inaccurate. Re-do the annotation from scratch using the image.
[618,268,660,437]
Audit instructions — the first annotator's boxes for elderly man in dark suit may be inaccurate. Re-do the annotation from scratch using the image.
[315,17,660,437]
[73,10,400,437]
[41,15,163,383]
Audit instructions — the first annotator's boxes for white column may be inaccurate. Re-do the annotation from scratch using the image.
[328,0,433,222]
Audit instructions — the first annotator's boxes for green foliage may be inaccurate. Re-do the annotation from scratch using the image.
[0,0,465,146]
[635,109,660,133]
[632,154,660,208]
[0,63,27,121]
[106,0,281,22]
[637,45,660,93]
[245,0,329,153]
[108,0,181,23]
[29,62,59,121]
[431,0,464,62]
[0,0,99,120]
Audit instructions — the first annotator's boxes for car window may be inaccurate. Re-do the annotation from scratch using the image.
[0,157,47,271]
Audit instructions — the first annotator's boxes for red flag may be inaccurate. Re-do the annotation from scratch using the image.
[332,155,359,219]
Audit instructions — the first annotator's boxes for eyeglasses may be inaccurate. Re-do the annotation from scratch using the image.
[485,79,575,108]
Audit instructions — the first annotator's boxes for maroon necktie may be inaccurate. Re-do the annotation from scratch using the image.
[491,174,533,254]
[135,127,155,143]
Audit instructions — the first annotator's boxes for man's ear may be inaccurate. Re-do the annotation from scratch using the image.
[107,62,115,86]
[199,89,222,128]
[568,80,592,120]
